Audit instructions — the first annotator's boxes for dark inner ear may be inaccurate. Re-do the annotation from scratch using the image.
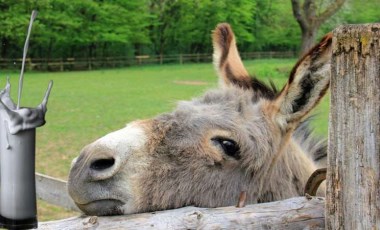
[273,33,332,127]
[218,26,233,67]
[291,73,319,112]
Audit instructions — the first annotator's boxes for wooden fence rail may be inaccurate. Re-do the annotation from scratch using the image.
[39,197,325,230]
[36,173,79,212]
[0,51,297,71]
[33,174,325,229]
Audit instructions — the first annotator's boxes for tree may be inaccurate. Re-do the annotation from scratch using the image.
[1,0,378,61]
[252,0,300,51]
[291,0,345,55]
[148,0,255,55]
[62,0,151,58]
[0,1,32,58]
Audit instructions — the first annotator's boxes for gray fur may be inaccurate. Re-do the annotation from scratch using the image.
[67,24,331,216]
[68,86,326,215]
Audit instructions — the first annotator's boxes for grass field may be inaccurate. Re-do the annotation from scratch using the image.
[0,59,329,221]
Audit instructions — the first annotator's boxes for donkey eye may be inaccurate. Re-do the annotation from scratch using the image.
[212,138,241,160]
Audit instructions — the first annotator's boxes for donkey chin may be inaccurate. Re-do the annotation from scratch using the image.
[76,200,125,216]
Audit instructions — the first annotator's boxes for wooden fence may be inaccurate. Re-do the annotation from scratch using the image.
[35,24,379,229]
[326,24,380,229]
[0,51,296,71]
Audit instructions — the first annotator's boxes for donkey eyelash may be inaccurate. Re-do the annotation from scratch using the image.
[211,137,241,160]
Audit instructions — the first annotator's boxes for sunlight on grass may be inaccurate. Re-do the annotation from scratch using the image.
[0,59,329,221]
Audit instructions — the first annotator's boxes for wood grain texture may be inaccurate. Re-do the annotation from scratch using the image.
[36,173,79,212]
[326,24,380,229]
[39,197,325,230]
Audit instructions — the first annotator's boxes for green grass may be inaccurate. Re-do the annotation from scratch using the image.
[0,59,329,220]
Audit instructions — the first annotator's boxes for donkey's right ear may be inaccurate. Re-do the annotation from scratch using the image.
[269,33,333,132]
[212,23,251,89]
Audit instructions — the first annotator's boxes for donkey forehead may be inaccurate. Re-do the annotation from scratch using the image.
[163,88,267,133]
[187,88,261,112]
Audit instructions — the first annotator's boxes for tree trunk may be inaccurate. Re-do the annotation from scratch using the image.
[88,43,96,58]
[326,23,380,229]
[291,0,346,56]
[47,38,53,62]
[300,28,317,56]
[1,38,8,58]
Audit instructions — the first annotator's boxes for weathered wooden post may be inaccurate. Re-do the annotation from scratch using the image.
[326,24,380,229]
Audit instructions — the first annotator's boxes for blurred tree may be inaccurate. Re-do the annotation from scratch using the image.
[344,0,380,23]
[327,0,380,27]
[148,0,181,55]
[32,0,82,59]
[291,0,345,55]
[252,0,300,51]
[0,0,30,57]
[59,0,151,58]
[148,0,255,55]
[0,0,151,59]
[0,0,378,61]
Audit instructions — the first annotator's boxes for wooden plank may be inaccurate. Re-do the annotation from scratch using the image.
[38,197,325,230]
[36,173,80,212]
[326,23,380,229]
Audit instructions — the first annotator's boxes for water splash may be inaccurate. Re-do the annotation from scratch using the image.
[0,79,53,134]
[0,11,50,228]
[17,10,38,110]
[0,10,53,135]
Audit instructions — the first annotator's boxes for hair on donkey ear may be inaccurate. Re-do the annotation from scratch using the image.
[212,23,251,89]
[271,33,333,131]
[212,23,278,100]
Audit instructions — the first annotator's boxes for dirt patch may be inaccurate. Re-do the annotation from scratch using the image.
[173,80,209,86]
[276,66,291,74]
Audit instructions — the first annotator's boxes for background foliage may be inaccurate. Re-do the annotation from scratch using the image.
[0,0,378,60]
[0,0,378,221]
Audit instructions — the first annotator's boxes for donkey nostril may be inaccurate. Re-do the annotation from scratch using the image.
[90,158,115,171]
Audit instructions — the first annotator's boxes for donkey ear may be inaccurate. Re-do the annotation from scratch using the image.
[271,33,332,131]
[212,23,251,89]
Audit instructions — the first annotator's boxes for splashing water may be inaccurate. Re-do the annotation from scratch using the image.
[0,10,53,228]
[17,10,37,109]
[0,10,53,134]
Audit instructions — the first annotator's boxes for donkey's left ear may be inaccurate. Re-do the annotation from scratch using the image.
[270,33,333,131]
[212,23,251,89]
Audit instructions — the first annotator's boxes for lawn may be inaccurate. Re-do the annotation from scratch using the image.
[0,59,329,221]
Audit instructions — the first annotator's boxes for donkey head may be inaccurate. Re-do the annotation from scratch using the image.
[68,23,332,216]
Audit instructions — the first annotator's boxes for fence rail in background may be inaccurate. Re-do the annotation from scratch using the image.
[36,173,79,212]
[0,51,297,71]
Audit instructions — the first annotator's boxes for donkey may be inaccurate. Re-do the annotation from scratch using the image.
[68,23,332,216]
